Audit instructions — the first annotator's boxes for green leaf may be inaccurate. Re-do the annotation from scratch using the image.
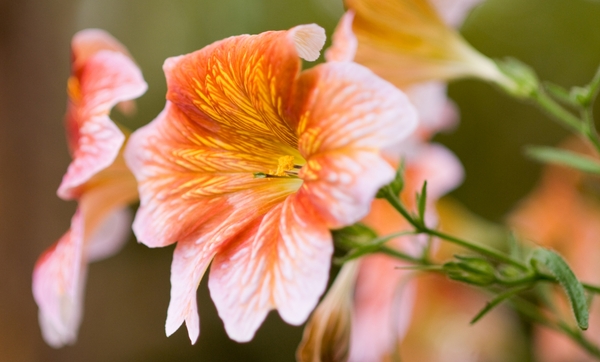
[531,248,589,330]
[544,82,582,109]
[417,181,427,224]
[525,146,600,175]
[471,285,531,324]
[376,162,404,199]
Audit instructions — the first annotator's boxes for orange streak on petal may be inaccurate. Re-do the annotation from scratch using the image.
[164,29,306,149]
[209,194,332,342]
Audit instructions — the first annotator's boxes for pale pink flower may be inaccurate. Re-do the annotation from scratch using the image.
[32,29,147,347]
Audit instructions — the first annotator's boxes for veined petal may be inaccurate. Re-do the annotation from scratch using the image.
[300,150,395,228]
[325,11,357,62]
[59,49,147,200]
[293,61,417,228]
[297,61,417,153]
[32,211,86,348]
[289,24,326,61]
[125,102,301,248]
[209,194,332,342]
[165,239,218,344]
[164,25,324,149]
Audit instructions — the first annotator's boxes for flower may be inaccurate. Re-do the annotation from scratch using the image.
[509,138,600,362]
[124,24,418,343]
[32,29,147,347]
[326,0,513,90]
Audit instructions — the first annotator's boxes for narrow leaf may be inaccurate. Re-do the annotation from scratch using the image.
[418,181,427,223]
[531,248,589,330]
[525,146,600,175]
[471,285,530,324]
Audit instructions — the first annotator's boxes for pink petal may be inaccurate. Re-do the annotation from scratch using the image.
[300,150,396,228]
[71,29,131,74]
[58,50,147,199]
[209,194,332,342]
[32,211,86,348]
[84,207,132,262]
[294,62,417,228]
[165,239,218,344]
[325,11,358,62]
[429,0,484,27]
[297,62,417,153]
[404,82,458,139]
[349,255,416,362]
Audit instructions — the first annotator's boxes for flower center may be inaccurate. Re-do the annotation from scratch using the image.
[254,155,303,179]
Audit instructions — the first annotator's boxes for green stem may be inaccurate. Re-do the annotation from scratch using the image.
[531,88,584,134]
[510,298,600,360]
[381,186,526,269]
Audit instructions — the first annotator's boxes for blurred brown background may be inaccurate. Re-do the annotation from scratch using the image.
[0,0,599,361]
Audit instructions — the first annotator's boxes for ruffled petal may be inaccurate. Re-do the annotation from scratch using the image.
[32,211,86,348]
[294,61,417,228]
[71,29,131,75]
[164,25,324,149]
[325,11,358,62]
[125,102,301,248]
[209,194,332,342]
[59,50,147,199]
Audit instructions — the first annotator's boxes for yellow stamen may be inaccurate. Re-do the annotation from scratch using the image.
[272,155,296,176]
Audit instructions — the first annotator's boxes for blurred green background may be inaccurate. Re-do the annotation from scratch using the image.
[0,0,599,361]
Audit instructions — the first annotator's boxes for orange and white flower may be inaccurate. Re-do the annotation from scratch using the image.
[125,24,418,343]
[32,29,147,347]
[327,0,511,89]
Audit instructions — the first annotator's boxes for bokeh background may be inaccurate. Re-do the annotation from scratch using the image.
[1,0,599,361]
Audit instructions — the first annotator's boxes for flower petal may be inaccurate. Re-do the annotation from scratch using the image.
[71,29,131,74]
[125,102,301,248]
[163,26,324,149]
[289,24,326,61]
[58,50,147,199]
[209,194,332,342]
[297,261,359,362]
[429,0,484,28]
[346,0,505,87]
[165,239,218,344]
[297,61,417,154]
[325,11,357,62]
[32,211,86,348]
[349,255,416,362]
[293,62,417,228]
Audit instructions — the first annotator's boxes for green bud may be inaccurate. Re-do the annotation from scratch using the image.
[443,259,496,286]
[495,57,539,99]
